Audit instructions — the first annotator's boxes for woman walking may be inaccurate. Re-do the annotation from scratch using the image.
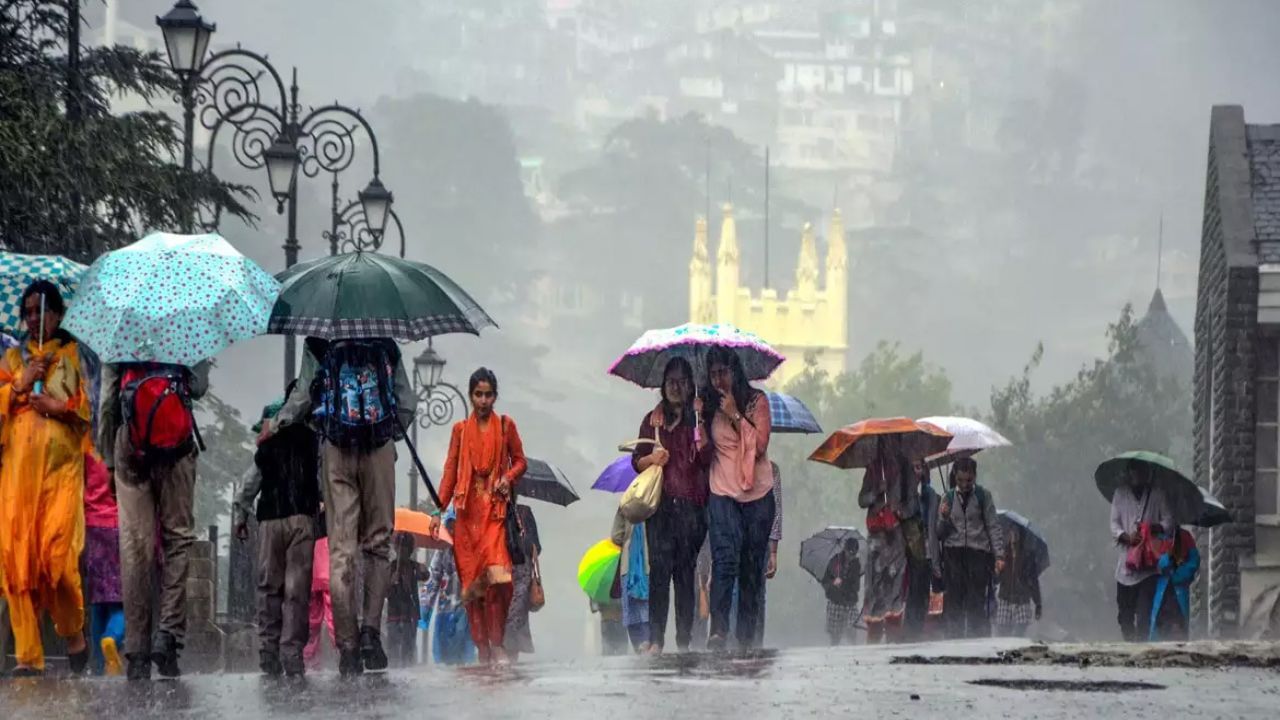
[0,281,93,675]
[703,347,774,651]
[434,368,527,664]
[633,357,709,653]
[504,503,541,662]
[84,452,125,675]
[858,441,909,644]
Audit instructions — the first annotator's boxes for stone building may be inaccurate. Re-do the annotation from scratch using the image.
[1193,105,1280,636]
[689,204,849,386]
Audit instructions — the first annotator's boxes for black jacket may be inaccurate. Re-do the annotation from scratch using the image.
[253,422,321,522]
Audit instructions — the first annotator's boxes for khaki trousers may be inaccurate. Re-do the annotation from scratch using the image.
[256,515,315,660]
[323,442,395,650]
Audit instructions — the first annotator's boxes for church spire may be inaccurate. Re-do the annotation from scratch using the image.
[716,203,739,325]
[796,222,818,301]
[689,216,712,323]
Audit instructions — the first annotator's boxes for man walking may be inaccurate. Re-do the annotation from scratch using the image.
[936,458,1003,639]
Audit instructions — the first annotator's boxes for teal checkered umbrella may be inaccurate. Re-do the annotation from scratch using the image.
[63,232,281,366]
[0,253,87,334]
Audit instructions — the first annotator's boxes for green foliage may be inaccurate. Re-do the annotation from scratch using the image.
[193,391,254,533]
[981,304,1192,638]
[0,1,253,261]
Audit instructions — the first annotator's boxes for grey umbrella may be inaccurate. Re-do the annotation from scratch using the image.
[800,526,866,583]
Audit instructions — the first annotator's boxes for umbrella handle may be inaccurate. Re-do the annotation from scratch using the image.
[395,415,444,511]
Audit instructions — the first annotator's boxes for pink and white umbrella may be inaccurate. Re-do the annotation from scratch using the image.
[608,323,785,388]
[918,415,1012,468]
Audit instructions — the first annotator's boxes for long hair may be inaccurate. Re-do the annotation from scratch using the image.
[469,367,499,396]
[947,456,978,491]
[702,346,762,448]
[660,357,696,428]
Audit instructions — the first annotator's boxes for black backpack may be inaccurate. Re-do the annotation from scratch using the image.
[311,339,400,450]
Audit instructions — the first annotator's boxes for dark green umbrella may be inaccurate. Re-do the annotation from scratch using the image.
[267,252,496,341]
[1094,451,1204,526]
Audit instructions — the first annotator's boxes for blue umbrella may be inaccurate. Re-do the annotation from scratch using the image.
[767,392,822,434]
[0,253,87,334]
[592,456,637,493]
[998,510,1050,576]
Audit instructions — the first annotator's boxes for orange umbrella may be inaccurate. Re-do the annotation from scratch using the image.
[808,417,953,469]
[394,507,453,550]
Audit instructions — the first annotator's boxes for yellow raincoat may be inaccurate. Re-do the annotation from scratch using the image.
[0,335,92,670]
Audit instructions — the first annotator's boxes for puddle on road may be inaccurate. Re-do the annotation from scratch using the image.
[968,678,1165,693]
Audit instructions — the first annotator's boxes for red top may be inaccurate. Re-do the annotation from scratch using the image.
[632,410,712,506]
[84,452,118,529]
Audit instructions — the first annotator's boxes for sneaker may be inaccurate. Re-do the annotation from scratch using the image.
[706,634,727,652]
[281,655,305,678]
[101,638,123,677]
[338,649,363,678]
[126,654,151,682]
[359,626,388,672]
[259,650,283,677]
[151,632,182,679]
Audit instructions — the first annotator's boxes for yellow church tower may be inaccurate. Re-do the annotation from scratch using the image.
[688,205,850,388]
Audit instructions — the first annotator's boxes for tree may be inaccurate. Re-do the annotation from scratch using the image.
[983,305,1192,639]
[193,391,254,534]
[0,1,252,261]
[766,343,955,645]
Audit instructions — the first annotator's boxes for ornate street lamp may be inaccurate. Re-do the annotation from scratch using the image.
[358,177,394,243]
[406,341,466,509]
[156,0,215,79]
[414,343,446,392]
[263,134,300,212]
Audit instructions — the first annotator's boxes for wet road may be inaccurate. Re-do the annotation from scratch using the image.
[2,639,1276,719]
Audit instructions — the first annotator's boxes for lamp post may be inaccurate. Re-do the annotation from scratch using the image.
[408,342,466,509]
[157,0,393,386]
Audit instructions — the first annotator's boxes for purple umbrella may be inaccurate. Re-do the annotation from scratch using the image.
[592,456,637,493]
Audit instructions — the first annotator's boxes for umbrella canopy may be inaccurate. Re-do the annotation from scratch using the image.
[518,458,580,506]
[592,456,637,494]
[768,392,823,434]
[268,252,496,341]
[918,416,1012,468]
[578,538,621,603]
[608,323,785,388]
[63,233,279,366]
[997,510,1050,575]
[809,417,953,470]
[393,507,453,551]
[0,253,87,334]
[799,526,866,583]
[1195,487,1230,528]
[1094,451,1205,526]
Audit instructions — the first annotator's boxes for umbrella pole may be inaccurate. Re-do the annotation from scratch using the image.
[33,294,44,395]
[394,415,444,511]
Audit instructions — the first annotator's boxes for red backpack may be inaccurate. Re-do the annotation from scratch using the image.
[120,364,204,464]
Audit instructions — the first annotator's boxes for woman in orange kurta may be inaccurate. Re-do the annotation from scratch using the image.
[435,367,527,664]
[0,281,93,675]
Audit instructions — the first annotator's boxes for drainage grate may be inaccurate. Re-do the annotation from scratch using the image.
[968,678,1165,693]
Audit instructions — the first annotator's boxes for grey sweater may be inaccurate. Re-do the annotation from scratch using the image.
[936,485,1004,560]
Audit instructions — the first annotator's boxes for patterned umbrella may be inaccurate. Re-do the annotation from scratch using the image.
[591,456,637,494]
[918,415,1012,468]
[0,253,87,333]
[578,538,621,604]
[63,233,280,366]
[268,252,496,341]
[768,392,823,434]
[518,458,580,506]
[809,417,953,470]
[608,323,785,388]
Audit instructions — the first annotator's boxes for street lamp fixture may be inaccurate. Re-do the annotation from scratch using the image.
[358,177,394,242]
[414,342,446,391]
[263,135,300,213]
[156,0,215,78]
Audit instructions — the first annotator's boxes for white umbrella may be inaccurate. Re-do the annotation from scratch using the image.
[918,415,1012,468]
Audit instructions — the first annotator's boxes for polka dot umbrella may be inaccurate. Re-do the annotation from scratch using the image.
[62,232,281,366]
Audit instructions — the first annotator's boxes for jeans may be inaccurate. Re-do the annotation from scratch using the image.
[708,492,775,648]
[646,496,707,649]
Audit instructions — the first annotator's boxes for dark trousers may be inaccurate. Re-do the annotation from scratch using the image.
[386,620,416,665]
[708,492,775,648]
[904,553,931,640]
[1117,576,1159,642]
[942,547,993,639]
[646,496,708,650]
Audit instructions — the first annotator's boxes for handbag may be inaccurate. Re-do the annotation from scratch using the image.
[1125,521,1161,572]
[618,437,664,523]
[529,549,546,612]
[866,504,899,533]
[493,416,527,567]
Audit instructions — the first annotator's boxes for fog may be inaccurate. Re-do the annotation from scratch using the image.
[93,0,1280,656]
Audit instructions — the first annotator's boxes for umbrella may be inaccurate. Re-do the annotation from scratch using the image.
[768,392,822,434]
[578,538,621,603]
[268,252,496,341]
[518,458,580,506]
[1094,451,1205,526]
[997,510,1050,575]
[62,233,280,366]
[1195,487,1230,528]
[800,526,866,583]
[608,323,785,388]
[0,253,87,334]
[393,507,453,551]
[809,417,953,469]
[918,415,1011,467]
[591,456,637,494]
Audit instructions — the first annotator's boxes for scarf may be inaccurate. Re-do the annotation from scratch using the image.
[625,523,649,601]
[452,411,507,515]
